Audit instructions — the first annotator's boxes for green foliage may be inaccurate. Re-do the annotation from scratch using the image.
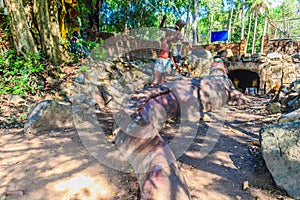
[0,51,53,95]
[86,39,100,51]
[268,0,300,39]
[90,45,107,61]
[79,65,88,73]
[1,0,297,100]
[101,0,190,33]
[0,194,7,200]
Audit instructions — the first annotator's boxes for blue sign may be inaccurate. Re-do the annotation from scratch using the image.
[211,30,228,42]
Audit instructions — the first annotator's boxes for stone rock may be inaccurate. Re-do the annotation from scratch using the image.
[9,95,25,106]
[70,93,86,104]
[251,52,268,63]
[228,89,249,105]
[290,79,300,94]
[252,56,268,63]
[281,92,298,103]
[292,54,300,63]
[241,56,252,62]
[186,49,212,77]
[266,102,281,114]
[190,48,212,59]
[24,100,74,134]
[279,90,300,112]
[46,77,56,85]
[287,96,300,111]
[251,52,266,58]
[98,71,110,80]
[217,49,234,61]
[276,79,300,112]
[278,108,300,123]
[282,54,293,62]
[269,60,282,66]
[86,71,98,83]
[186,54,212,77]
[267,52,283,60]
[260,122,300,199]
[73,74,85,83]
[281,79,300,111]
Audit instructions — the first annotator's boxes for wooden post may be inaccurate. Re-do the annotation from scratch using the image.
[263,35,269,54]
[239,39,247,56]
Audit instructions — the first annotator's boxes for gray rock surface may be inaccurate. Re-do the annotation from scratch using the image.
[266,102,281,114]
[290,79,300,94]
[267,52,283,60]
[287,96,300,110]
[279,79,300,112]
[278,108,300,123]
[292,54,300,63]
[25,100,73,134]
[186,49,212,77]
[260,122,300,199]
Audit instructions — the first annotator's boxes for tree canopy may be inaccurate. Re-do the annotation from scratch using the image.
[0,0,299,95]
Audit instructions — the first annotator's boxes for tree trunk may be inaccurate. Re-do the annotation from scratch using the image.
[96,0,103,31]
[33,0,61,65]
[159,15,167,28]
[260,7,268,53]
[209,12,214,44]
[241,0,245,40]
[4,0,38,55]
[227,0,234,42]
[192,0,198,45]
[82,0,103,31]
[185,1,191,41]
[246,12,253,53]
[282,0,286,38]
[252,11,258,54]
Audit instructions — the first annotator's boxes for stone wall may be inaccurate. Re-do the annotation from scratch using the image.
[193,40,248,56]
[100,35,161,60]
[269,39,300,55]
[195,43,240,55]
[228,54,300,93]
[97,34,300,93]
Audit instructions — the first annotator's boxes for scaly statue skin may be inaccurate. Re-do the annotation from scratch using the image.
[113,69,246,200]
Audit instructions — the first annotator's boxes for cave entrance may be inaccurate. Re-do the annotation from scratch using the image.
[228,70,260,94]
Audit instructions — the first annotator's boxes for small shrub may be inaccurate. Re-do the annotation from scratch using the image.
[0,51,55,95]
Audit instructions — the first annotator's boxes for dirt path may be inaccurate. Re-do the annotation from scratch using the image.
[180,96,292,200]
[0,96,294,200]
[0,128,138,200]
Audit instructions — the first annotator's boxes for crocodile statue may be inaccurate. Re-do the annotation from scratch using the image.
[113,66,247,199]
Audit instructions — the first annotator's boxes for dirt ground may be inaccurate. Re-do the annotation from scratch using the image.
[0,95,295,200]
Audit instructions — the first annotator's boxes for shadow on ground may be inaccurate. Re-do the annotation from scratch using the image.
[0,96,292,200]
[0,127,138,200]
[177,98,290,200]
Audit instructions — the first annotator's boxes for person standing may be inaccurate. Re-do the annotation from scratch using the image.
[171,20,187,62]
[151,35,177,86]
[169,19,192,74]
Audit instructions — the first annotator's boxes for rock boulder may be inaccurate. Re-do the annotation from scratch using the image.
[24,100,74,134]
[278,108,300,123]
[260,122,300,199]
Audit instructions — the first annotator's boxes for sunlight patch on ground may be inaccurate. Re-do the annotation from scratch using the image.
[210,151,238,169]
[55,174,109,199]
[0,131,120,200]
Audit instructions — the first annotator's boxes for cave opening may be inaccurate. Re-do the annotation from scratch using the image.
[228,70,260,93]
